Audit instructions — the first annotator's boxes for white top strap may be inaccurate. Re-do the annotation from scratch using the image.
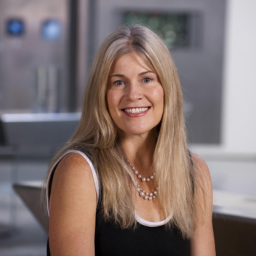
[135,212,173,227]
[46,149,100,216]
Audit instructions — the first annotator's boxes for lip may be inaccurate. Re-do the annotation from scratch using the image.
[121,106,151,117]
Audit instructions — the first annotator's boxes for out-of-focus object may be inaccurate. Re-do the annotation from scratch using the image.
[0,113,81,148]
[124,12,192,50]
[0,0,79,112]
[212,190,256,256]
[35,66,60,112]
[213,190,256,222]
[13,181,48,232]
[6,19,25,36]
[41,19,62,41]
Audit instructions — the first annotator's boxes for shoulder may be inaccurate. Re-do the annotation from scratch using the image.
[190,152,212,187]
[48,152,97,214]
[190,152,208,172]
[55,152,92,177]
[48,152,97,254]
[189,155,216,255]
[190,152,213,214]
[52,152,95,191]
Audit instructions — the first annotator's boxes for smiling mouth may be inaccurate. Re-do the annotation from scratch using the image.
[122,107,150,114]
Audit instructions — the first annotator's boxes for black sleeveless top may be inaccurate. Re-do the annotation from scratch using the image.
[47,149,191,256]
[94,212,190,256]
[47,211,190,256]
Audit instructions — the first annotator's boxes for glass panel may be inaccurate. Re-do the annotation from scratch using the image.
[124,12,190,49]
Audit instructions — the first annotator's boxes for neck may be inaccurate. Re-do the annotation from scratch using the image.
[118,128,157,171]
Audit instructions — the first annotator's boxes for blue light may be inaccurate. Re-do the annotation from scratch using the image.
[7,19,25,35]
[42,20,61,41]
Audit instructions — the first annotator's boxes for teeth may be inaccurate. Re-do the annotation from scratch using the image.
[124,107,149,113]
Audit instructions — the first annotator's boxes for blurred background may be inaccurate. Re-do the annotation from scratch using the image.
[0,0,255,255]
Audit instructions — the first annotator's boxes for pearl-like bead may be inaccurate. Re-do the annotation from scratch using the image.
[128,159,157,201]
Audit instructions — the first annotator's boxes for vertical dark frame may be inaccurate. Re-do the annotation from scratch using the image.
[87,0,97,69]
[68,0,79,111]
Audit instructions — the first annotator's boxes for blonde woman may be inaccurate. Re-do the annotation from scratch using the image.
[45,24,215,256]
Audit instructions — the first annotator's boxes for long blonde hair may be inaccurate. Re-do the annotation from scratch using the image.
[44,24,197,238]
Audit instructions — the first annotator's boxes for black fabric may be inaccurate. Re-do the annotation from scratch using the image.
[47,239,51,256]
[95,211,189,256]
[47,213,190,256]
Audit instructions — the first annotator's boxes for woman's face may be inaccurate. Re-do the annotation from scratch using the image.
[107,52,164,137]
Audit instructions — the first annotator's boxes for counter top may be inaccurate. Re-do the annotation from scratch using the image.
[213,190,256,222]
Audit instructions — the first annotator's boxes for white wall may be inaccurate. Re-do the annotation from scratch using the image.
[190,0,256,158]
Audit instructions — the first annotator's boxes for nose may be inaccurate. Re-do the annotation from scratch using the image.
[125,82,143,101]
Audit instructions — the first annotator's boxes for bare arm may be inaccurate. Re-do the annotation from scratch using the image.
[48,153,97,256]
[190,153,216,256]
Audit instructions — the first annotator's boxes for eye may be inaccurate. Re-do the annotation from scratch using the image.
[143,77,153,83]
[113,80,124,86]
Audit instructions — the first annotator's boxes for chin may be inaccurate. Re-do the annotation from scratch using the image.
[120,126,155,136]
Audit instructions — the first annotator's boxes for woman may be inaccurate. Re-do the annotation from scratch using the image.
[45,24,215,255]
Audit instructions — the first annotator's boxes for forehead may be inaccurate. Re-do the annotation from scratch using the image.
[110,52,155,75]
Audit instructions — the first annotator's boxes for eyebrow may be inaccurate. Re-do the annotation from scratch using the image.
[109,71,155,78]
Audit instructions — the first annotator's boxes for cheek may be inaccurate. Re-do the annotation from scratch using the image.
[106,90,121,117]
[151,87,164,108]
[107,91,116,109]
